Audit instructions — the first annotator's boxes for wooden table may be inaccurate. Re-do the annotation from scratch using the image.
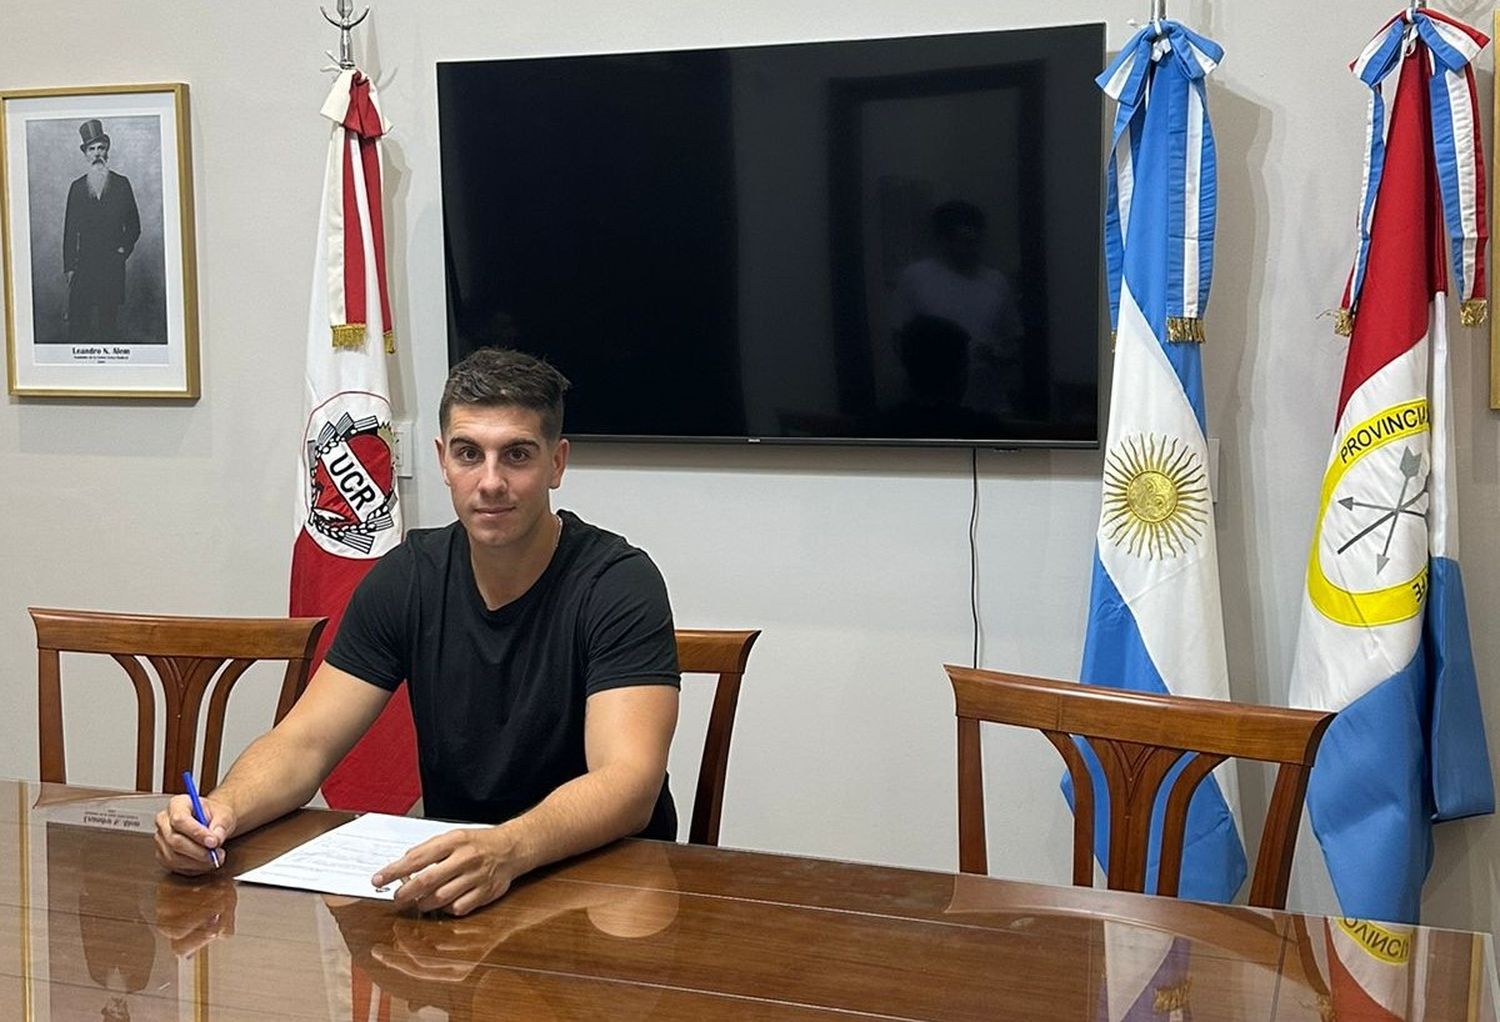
[0,779,1494,1020]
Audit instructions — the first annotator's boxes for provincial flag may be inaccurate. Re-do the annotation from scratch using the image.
[291,68,420,814]
[1286,915,1419,1022]
[1323,918,1418,1021]
[1289,9,1494,924]
[1075,20,1246,902]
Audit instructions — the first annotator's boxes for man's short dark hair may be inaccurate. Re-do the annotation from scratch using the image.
[440,347,571,441]
[931,200,986,238]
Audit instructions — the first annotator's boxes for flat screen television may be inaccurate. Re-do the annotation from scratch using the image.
[438,24,1104,447]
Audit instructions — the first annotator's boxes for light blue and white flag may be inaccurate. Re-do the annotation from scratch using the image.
[1098,927,1193,1022]
[1075,20,1246,903]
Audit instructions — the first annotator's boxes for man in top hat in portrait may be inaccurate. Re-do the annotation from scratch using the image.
[63,118,140,342]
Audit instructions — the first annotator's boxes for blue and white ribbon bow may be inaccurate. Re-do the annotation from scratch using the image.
[1098,20,1223,343]
[1340,8,1490,333]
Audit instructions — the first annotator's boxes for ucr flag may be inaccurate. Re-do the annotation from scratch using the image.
[1076,20,1246,902]
[1290,9,1494,925]
[291,68,419,815]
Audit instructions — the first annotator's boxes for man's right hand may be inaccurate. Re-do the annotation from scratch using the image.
[64,270,73,284]
[155,794,237,875]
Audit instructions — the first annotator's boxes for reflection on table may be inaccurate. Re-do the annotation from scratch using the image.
[3,780,1495,1021]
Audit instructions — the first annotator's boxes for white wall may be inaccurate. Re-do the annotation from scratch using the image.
[3,0,1499,938]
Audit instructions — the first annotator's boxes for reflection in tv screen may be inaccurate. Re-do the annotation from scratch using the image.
[438,25,1104,447]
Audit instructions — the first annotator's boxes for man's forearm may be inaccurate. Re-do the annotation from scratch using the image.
[204,665,394,838]
[496,766,660,877]
[208,728,334,834]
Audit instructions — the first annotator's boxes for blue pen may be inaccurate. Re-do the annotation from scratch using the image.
[181,771,222,869]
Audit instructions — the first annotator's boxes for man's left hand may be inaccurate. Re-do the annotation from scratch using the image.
[372,827,522,916]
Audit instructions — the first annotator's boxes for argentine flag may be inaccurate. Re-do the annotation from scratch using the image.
[1077,21,1247,902]
[1098,928,1192,1021]
[1290,10,1494,925]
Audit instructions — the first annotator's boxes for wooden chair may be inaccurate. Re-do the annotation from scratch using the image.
[31,607,328,795]
[676,628,761,846]
[946,665,1335,910]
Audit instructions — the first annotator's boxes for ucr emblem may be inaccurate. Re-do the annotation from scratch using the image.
[301,392,400,557]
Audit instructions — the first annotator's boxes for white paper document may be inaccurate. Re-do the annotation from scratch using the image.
[234,812,488,900]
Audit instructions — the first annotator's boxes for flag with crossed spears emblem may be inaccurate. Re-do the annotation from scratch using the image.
[1334,446,1426,577]
[1289,7,1494,925]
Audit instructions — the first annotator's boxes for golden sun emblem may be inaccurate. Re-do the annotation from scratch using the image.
[1102,434,1210,559]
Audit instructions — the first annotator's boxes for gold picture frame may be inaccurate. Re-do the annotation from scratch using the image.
[1,83,198,399]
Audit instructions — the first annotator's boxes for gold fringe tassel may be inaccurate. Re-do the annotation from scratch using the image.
[331,322,367,349]
[331,324,396,353]
[1461,299,1488,327]
[1166,316,1205,343]
[1333,307,1354,337]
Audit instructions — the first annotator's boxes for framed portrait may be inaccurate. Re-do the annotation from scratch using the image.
[1,83,199,399]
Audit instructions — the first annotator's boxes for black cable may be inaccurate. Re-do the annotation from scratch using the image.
[970,446,980,668]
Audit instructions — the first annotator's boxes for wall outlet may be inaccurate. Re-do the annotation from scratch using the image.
[392,421,414,479]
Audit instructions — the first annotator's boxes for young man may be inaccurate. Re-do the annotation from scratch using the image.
[892,200,1024,415]
[155,348,680,916]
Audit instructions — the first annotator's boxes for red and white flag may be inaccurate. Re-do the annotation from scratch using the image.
[291,67,419,814]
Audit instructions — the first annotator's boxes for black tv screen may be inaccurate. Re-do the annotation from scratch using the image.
[438,25,1104,447]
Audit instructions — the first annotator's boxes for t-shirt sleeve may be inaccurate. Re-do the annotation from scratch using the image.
[322,545,413,692]
[581,553,680,696]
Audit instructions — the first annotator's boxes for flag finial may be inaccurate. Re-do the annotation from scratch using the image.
[320,0,369,70]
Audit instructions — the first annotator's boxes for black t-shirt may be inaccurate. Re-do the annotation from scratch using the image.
[325,510,680,839]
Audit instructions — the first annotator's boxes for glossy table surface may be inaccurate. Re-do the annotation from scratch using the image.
[0,779,1494,1021]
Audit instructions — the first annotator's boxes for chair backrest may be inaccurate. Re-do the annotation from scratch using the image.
[675,628,760,846]
[31,607,328,795]
[945,665,1335,910]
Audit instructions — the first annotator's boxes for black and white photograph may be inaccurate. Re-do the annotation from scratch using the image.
[1,84,198,398]
[30,114,166,348]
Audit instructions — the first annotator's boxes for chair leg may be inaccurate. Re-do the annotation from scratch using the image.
[957,717,987,874]
[38,648,66,784]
